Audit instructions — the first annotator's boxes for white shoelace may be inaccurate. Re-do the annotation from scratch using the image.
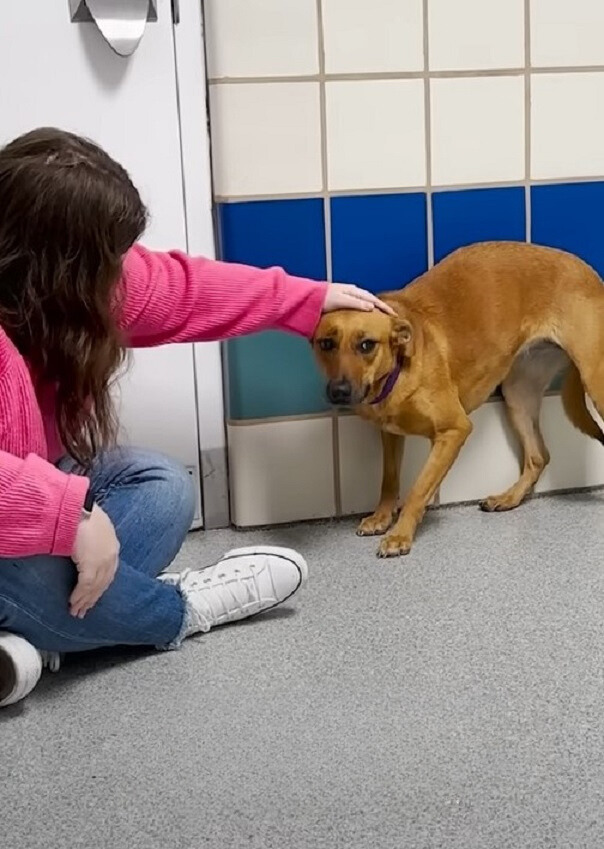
[40,651,61,673]
[183,561,275,624]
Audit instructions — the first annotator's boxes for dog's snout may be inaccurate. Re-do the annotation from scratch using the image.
[327,378,352,405]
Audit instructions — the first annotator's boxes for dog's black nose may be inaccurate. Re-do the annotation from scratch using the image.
[327,378,352,405]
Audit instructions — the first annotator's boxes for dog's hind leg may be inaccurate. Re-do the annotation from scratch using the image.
[480,343,567,512]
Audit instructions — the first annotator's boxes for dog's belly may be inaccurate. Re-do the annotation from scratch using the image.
[459,340,569,411]
[509,339,569,381]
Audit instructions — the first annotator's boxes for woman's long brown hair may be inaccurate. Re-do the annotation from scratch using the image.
[0,128,147,466]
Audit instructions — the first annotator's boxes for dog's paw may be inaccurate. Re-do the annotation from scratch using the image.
[357,511,393,537]
[479,494,520,513]
[377,534,412,558]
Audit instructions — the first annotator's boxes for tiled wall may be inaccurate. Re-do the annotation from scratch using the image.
[205,0,604,527]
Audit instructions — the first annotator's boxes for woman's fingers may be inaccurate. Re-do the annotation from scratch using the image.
[323,283,396,316]
[69,562,115,618]
[342,287,396,316]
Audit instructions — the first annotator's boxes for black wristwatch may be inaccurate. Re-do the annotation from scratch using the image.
[82,488,95,517]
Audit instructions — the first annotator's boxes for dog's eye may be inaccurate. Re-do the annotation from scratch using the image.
[318,338,336,352]
[358,339,377,354]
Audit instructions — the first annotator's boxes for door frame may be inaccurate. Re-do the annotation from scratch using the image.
[174,0,229,528]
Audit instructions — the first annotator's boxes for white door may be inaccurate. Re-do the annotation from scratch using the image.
[0,0,225,528]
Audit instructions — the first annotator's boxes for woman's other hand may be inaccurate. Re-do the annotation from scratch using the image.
[70,504,120,618]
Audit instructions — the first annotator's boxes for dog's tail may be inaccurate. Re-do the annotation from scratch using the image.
[561,363,604,443]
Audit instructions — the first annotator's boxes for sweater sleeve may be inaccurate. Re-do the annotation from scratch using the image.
[0,451,89,559]
[117,245,329,347]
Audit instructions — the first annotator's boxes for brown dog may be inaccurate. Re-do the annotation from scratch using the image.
[312,241,604,557]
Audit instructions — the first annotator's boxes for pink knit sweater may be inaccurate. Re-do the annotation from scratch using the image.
[0,245,328,559]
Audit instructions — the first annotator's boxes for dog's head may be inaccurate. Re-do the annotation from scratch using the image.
[312,306,415,407]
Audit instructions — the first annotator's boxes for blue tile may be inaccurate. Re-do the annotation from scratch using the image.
[219,197,326,279]
[218,198,328,420]
[227,333,328,420]
[331,193,427,293]
[531,181,604,278]
[433,186,526,263]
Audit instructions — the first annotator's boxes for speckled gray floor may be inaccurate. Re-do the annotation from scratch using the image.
[3,492,604,849]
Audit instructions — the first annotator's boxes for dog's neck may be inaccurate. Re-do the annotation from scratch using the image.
[369,360,402,405]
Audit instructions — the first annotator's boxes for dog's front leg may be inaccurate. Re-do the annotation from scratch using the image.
[357,430,403,537]
[378,419,472,557]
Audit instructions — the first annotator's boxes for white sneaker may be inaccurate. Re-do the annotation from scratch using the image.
[0,632,61,708]
[162,546,308,637]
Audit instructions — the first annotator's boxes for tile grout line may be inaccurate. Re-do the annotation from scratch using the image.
[524,0,532,243]
[226,388,562,427]
[215,175,604,205]
[208,64,604,86]
[422,0,439,507]
[422,0,434,270]
[316,0,343,517]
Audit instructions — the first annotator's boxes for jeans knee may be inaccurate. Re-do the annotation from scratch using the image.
[151,455,196,530]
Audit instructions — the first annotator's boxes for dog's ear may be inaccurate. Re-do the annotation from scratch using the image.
[391,319,414,357]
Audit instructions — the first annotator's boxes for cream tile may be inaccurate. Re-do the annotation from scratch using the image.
[429,0,524,71]
[325,79,426,191]
[430,76,525,186]
[439,402,521,505]
[536,396,604,492]
[531,0,604,67]
[228,419,335,526]
[205,0,319,78]
[210,82,322,197]
[401,436,432,502]
[337,415,431,516]
[337,416,382,516]
[321,0,423,74]
[337,397,604,520]
[531,73,604,180]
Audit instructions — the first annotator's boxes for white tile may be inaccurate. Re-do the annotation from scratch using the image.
[337,415,431,516]
[400,435,433,503]
[321,0,423,74]
[429,0,524,71]
[430,76,525,186]
[536,396,604,492]
[439,402,521,505]
[337,416,382,515]
[210,83,322,197]
[531,73,604,180]
[531,0,604,67]
[325,80,426,191]
[228,419,335,526]
[205,0,319,78]
[337,397,604,520]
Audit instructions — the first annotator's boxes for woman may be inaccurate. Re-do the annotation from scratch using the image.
[0,128,391,708]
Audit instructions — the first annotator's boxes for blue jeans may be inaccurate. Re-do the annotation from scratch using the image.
[0,448,195,653]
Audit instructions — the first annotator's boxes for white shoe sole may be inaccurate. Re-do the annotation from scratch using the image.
[0,632,42,708]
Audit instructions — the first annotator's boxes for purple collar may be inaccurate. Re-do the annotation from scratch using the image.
[369,361,402,405]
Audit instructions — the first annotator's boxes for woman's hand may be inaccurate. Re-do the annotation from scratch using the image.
[322,283,396,316]
[70,504,120,618]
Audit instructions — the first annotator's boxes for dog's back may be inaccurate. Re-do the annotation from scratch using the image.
[389,241,604,384]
